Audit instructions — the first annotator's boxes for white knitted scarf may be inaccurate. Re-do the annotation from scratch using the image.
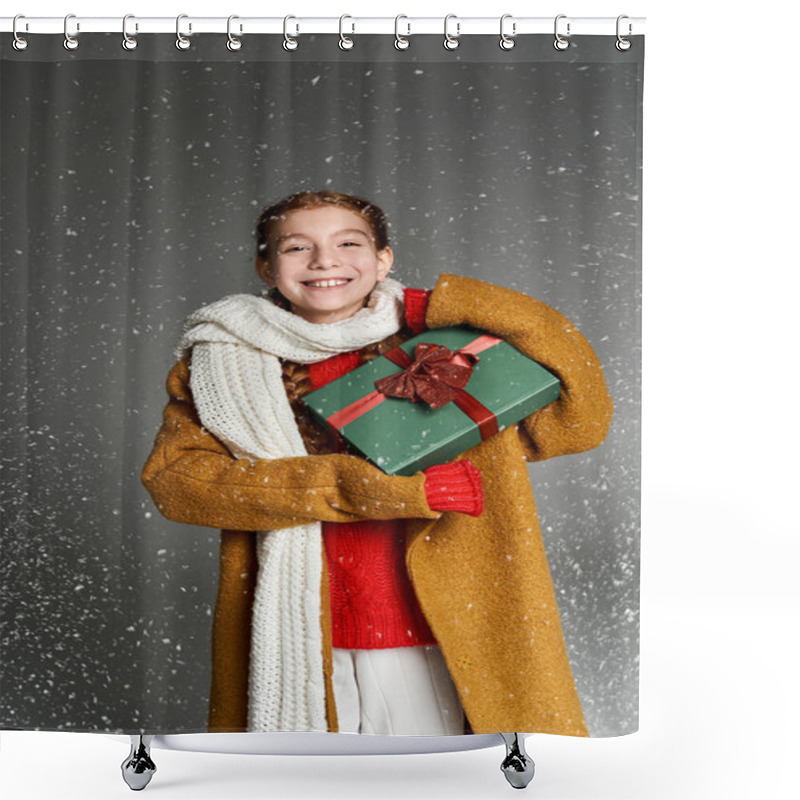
[175,278,406,732]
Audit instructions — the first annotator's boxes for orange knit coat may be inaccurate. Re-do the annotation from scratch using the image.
[141,273,614,736]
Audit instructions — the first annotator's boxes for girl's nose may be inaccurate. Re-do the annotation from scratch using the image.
[312,246,339,269]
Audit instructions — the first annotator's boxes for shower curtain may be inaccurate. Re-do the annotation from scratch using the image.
[0,26,642,739]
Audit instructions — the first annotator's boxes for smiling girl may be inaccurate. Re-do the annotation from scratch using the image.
[259,202,394,323]
[142,189,614,738]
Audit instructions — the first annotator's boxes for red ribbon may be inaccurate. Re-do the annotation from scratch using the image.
[375,342,478,410]
[325,334,503,441]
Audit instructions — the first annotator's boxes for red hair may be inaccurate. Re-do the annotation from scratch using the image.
[254,190,391,310]
[255,190,390,267]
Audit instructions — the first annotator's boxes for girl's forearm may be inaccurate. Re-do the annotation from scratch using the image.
[426,273,614,461]
[141,360,439,531]
[143,449,438,531]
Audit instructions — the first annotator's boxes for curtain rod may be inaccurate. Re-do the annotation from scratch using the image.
[1,16,646,37]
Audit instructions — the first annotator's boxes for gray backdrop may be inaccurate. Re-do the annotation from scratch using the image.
[1,33,642,736]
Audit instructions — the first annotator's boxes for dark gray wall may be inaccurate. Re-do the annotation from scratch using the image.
[1,33,642,735]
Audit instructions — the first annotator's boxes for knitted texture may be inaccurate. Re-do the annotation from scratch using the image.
[423,460,484,516]
[324,520,437,649]
[175,278,405,732]
[143,273,615,736]
[306,344,437,650]
[308,350,363,390]
[403,288,432,335]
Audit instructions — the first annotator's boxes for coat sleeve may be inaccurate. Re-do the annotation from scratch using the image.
[141,359,441,531]
[425,273,614,462]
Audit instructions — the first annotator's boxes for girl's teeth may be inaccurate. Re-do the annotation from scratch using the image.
[306,279,349,287]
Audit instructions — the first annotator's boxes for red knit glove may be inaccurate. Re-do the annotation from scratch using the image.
[423,460,484,517]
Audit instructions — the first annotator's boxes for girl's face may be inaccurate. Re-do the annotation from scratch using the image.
[259,205,394,324]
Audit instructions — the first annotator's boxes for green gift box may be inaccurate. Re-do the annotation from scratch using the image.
[302,326,561,476]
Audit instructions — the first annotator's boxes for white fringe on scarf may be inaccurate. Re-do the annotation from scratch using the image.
[175,278,405,731]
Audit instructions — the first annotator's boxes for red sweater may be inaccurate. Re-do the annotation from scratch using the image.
[308,288,482,649]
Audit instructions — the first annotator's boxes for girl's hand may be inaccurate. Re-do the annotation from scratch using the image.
[423,459,484,517]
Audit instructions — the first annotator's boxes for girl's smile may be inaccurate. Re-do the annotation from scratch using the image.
[302,278,352,289]
[258,205,394,323]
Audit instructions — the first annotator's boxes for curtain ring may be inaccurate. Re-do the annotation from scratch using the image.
[499,14,515,50]
[616,14,632,51]
[12,14,28,51]
[554,14,570,51]
[339,15,355,50]
[63,13,79,50]
[394,15,410,50]
[175,14,191,50]
[122,14,138,51]
[227,15,242,51]
[443,14,460,51]
[283,15,299,51]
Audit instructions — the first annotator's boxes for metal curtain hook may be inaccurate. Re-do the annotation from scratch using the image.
[12,14,28,51]
[283,15,299,50]
[394,15,410,50]
[63,13,79,50]
[554,14,570,51]
[444,14,460,51]
[616,14,632,51]
[122,14,138,51]
[499,14,515,50]
[176,13,191,50]
[339,14,354,50]
[227,15,242,51]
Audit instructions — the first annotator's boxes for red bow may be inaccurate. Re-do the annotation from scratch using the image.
[374,343,479,409]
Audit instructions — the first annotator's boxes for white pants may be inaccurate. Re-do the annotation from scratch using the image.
[332,645,466,735]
